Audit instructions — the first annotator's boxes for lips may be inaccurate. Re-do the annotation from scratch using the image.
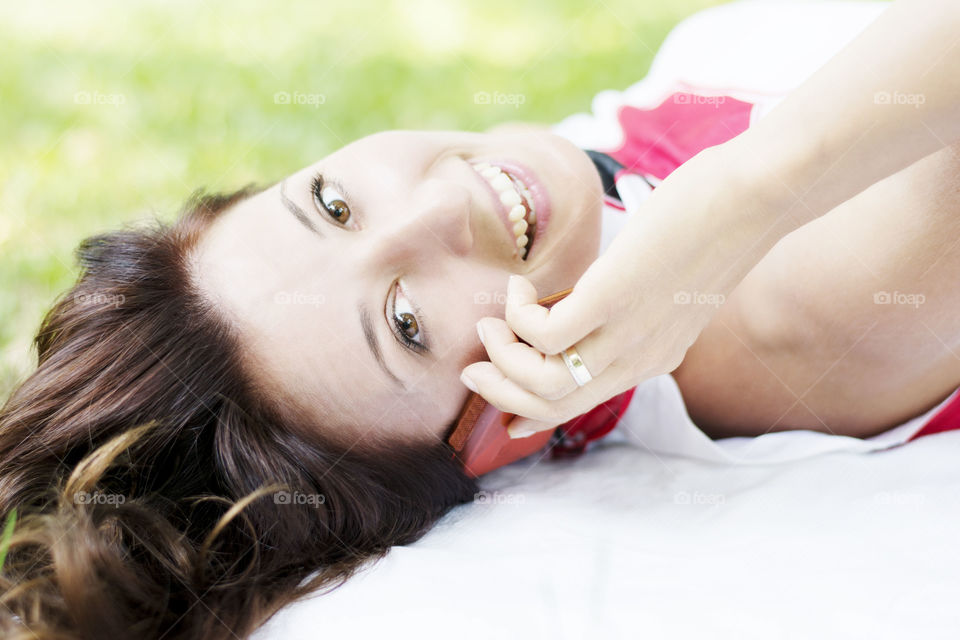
[468,159,550,262]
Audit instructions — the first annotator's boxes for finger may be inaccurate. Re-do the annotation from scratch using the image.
[504,414,560,440]
[461,356,624,427]
[460,361,573,423]
[486,308,620,393]
[477,317,578,401]
[505,274,605,356]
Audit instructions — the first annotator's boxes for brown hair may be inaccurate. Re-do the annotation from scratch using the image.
[0,189,477,639]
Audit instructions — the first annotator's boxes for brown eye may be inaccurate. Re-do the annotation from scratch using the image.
[391,280,426,352]
[323,190,351,223]
[397,312,418,339]
[311,176,352,225]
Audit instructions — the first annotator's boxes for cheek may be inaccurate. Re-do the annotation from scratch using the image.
[423,283,499,410]
[435,296,489,373]
[396,354,476,440]
[462,270,513,318]
[425,263,512,338]
[432,356,478,429]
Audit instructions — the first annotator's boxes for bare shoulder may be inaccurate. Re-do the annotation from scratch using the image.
[673,142,960,440]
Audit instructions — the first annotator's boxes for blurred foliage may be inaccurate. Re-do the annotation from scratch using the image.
[0,0,728,395]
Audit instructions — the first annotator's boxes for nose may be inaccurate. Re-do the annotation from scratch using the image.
[367,178,474,267]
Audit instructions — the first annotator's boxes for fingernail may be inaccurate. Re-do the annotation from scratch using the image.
[476,320,485,345]
[508,426,536,439]
[507,275,522,307]
[460,372,478,393]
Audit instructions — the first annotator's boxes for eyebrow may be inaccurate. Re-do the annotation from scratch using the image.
[280,179,325,237]
[359,303,407,392]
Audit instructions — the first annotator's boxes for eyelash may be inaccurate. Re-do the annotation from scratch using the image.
[391,282,428,354]
[310,173,355,228]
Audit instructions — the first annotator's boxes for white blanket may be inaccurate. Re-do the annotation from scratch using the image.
[256,2,960,638]
[257,430,960,639]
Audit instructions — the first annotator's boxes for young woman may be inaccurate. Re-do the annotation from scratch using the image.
[2,1,958,638]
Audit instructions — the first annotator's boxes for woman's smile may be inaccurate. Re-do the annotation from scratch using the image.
[467,158,549,261]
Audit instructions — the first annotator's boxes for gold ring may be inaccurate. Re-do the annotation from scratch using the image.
[560,345,593,386]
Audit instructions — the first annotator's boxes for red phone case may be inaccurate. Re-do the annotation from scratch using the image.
[453,399,555,477]
[448,288,571,477]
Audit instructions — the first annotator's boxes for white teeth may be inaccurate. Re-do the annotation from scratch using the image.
[471,160,537,260]
[472,161,536,217]
[489,173,513,192]
[517,183,533,205]
[500,189,521,207]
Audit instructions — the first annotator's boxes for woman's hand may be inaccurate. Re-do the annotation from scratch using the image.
[460,143,788,438]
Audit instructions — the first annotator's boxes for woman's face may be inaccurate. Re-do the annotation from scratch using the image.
[193,129,603,445]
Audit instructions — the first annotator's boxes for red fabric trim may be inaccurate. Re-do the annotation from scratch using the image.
[551,387,638,458]
[603,195,626,211]
[906,389,960,441]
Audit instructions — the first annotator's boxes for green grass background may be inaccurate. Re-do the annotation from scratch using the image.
[0,0,730,397]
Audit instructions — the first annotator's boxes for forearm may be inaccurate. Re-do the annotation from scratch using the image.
[731,0,960,228]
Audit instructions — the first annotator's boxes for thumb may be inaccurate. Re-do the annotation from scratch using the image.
[505,273,604,356]
[505,414,558,439]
